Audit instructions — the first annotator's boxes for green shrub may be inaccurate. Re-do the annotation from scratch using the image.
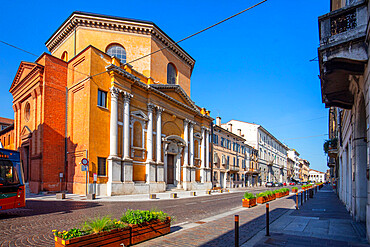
[121,209,169,225]
[244,192,256,199]
[82,216,115,234]
[292,186,298,190]
[265,191,272,196]
[256,192,266,198]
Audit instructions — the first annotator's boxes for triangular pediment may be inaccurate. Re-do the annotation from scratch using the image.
[149,84,200,113]
[131,110,148,121]
[20,126,32,139]
[10,62,43,91]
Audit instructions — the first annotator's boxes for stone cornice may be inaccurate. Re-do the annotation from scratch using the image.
[45,12,195,67]
[10,63,44,94]
[106,64,141,83]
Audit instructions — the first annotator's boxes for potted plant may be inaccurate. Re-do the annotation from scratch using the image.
[323,138,338,154]
[292,187,298,193]
[53,210,172,247]
[256,192,267,204]
[242,192,257,208]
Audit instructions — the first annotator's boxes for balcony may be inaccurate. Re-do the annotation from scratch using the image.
[318,1,368,109]
[246,168,260,174]
[229,165,239,172]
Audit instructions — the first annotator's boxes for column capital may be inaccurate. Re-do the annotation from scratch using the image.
[147,103,156,112]
[123,92,133,103]
[189,120,196,126]
[156,106,164,114]
[110,87,121,99]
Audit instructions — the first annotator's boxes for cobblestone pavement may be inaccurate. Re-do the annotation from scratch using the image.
[0,186,296,246]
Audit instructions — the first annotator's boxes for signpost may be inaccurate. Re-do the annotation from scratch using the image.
[93,173,97,194]
[81,158,89,195]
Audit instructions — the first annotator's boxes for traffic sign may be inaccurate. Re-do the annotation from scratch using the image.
[81,165,88,171]
[81,158,89,165]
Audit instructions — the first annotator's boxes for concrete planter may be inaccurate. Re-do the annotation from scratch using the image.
[292,189,298,193]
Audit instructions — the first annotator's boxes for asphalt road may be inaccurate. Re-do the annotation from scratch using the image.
[0,186,297,246]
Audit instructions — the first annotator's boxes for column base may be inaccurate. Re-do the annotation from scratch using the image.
[200,167,207,183]
[122,160,133,182]
[146,161,157,183]
[190,166,196,182]
[157,163,165,182]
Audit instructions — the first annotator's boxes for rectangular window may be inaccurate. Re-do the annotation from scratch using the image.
[98,89,107,108]
[98,157,107,176]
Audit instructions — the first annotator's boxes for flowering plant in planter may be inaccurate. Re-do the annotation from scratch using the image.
[292,187,298,193]
[53,210,172,247]
[242,192,257,208]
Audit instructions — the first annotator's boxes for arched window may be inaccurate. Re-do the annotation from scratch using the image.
[61,51,68,62]
[167,63,177,84]
[106,44,126,63]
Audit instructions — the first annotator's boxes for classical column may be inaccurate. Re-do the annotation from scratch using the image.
[156,107,164,163]
[182,119,191,190]
[109,87,119,157]
[201,127,206,183]
[107,87,120,196]
[189,123,194,166]
[184,119,189,166]
[146,103,155,184]
[123,92,132,160]
[146,103,155,162]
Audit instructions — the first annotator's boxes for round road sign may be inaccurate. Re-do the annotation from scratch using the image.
[81,158,89,165]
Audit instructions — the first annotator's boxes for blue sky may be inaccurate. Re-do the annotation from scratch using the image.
[0,0,329,172]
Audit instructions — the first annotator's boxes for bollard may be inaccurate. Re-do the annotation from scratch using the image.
[301,191,303,206]
[296,193,298,210]
[235,215,239,247]
[266,203,270,236]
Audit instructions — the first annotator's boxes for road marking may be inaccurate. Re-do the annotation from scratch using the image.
[163,205,178,209]
[185,202,197,205]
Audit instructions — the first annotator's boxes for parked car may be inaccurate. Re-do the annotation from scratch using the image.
[289,182,295,186]
[302,182,308,185]
[265,182,274,187]
[274,183,281,187]
[283,182,287,186]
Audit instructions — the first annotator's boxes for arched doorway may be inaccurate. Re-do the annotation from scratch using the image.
[354,96,367,221]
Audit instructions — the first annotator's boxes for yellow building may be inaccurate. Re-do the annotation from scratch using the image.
[10,11,213,195]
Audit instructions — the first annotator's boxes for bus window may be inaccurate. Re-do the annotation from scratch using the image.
[0,160,20,185]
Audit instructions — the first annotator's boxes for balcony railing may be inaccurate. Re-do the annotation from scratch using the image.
[318,1,368,109]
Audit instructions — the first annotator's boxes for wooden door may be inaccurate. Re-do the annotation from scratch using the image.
[167,154,174,184]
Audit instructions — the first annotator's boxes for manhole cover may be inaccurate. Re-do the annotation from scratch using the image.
[312,209,326,211]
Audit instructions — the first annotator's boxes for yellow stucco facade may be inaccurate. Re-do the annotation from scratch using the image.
[36,11,213,195]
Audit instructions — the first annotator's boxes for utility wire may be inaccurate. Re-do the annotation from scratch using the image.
[0,40,38,57]
[1,1,268,83]
[126,0,267,65]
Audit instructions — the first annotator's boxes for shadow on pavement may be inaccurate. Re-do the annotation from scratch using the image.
[0,200,102,219]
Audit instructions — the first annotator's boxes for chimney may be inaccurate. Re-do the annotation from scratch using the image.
[237,129,242,136]
[228,123,232,132]
[216,117,221,126]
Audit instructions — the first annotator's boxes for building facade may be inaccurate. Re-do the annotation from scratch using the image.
[299,159,310,182]
[221,120,288,185]
[287,149,301,182]
[319,0,370,240]
[212,119,247,188]
[308,169,325,183]
[0,124,14,150]
[9,11,213,196]
[0,117,13,131]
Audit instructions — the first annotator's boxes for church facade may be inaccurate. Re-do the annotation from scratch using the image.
[10,11,213,195]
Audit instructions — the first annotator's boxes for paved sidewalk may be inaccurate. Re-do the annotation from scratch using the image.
[245,185,369,247]
[139,193,297,246]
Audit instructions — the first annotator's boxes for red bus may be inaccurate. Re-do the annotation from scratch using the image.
[0,148,25,211]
